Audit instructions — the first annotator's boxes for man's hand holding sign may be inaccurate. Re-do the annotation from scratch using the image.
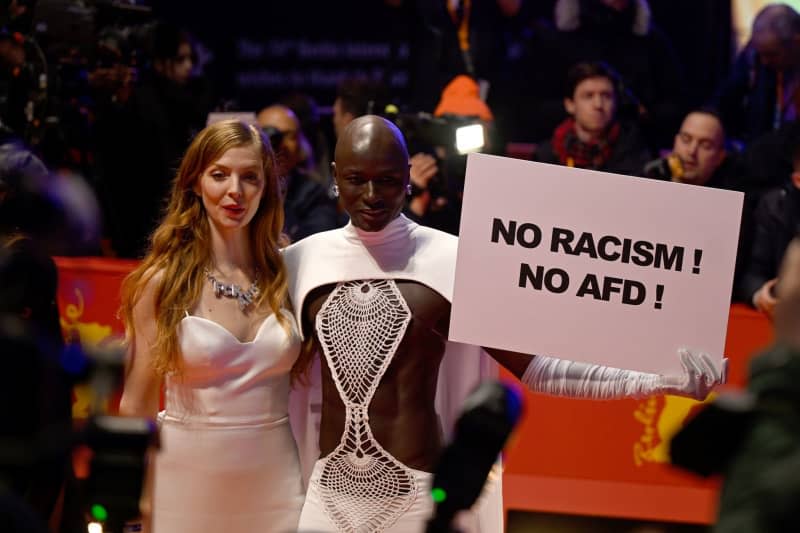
[450,155,740,400]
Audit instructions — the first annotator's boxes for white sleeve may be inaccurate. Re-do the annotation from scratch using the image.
[520,349,725,401]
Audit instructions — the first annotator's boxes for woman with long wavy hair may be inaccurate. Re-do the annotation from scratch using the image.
[118,120,304,532]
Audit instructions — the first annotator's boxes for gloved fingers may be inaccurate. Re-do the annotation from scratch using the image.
[698,352,720,384]
[678,348,703,377]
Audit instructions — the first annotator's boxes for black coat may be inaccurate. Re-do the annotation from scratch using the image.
[714,344,800,533]
[739,185,800,303]
[283,169,340,243]
[711,45,783,144]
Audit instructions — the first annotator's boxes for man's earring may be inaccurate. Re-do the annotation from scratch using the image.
[406,184,412,196]
[331,183,339,198]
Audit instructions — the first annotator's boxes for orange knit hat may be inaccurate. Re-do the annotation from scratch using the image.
[433,75,494,121]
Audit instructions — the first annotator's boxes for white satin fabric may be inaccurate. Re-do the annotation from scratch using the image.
[152,311,304,533]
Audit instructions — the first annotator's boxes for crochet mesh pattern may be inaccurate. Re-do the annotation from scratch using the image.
[316,280,417,532]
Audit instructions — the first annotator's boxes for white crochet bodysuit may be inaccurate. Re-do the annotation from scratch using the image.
[315,279,417,532]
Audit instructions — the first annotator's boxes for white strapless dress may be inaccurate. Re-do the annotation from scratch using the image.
[152,311,304,533]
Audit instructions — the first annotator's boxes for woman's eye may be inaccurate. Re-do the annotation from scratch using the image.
[210,171,225,180]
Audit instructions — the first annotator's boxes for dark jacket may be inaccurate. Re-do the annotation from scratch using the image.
[535,121,651,177]
[711,44,782,144]
[0,238,71,525]
[283,168,340,243]
[739,186,800,304]
[714,344,800,533]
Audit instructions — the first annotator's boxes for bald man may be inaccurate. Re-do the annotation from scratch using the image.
[713,4,800,141]
[284,116,724,532]
[669,110,729,187]
[256,105,339,242]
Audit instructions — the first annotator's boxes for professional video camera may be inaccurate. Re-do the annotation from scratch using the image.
[260,125,285,152]
[0,315,157,533]
[391,111,487,157]
[385,109,489,206]
[67,342,158,533]
[0,0,155,164]
[1,144,155,531]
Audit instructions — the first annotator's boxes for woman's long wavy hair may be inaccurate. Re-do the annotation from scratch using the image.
[119,120,293,377]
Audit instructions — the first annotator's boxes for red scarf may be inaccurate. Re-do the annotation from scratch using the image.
[551,118,620,169]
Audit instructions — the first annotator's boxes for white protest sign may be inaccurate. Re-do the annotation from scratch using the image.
[449,154,743,375]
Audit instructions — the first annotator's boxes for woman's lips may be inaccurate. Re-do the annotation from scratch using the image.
[222,205,245,216]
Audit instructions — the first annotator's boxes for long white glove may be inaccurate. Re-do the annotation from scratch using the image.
[520,349,727,401]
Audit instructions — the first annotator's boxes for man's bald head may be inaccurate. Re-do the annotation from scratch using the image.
[332,115,411,232]
[752,4,800,70]
[257,105,300,132]
[334,115,409,164]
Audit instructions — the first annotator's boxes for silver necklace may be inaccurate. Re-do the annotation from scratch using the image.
[204,268,259,310]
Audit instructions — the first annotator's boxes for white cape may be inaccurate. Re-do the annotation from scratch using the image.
[284,215,502,531]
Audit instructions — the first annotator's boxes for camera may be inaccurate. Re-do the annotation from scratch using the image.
[0,273,156,532]
[260,125,285,152]
[0,0,155,163]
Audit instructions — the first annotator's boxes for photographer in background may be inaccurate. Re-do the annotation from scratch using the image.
[256,104,338,242]
[400,74,498,235]
[332,76,461,234]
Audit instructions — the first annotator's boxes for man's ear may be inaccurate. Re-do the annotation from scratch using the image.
[564,97,575,116]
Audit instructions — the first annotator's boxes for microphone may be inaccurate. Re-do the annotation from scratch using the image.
[644,154,684,181]
[426,380,525,533]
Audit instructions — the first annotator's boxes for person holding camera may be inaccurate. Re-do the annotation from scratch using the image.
[256,104,339,243]
[118,120,305,532]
